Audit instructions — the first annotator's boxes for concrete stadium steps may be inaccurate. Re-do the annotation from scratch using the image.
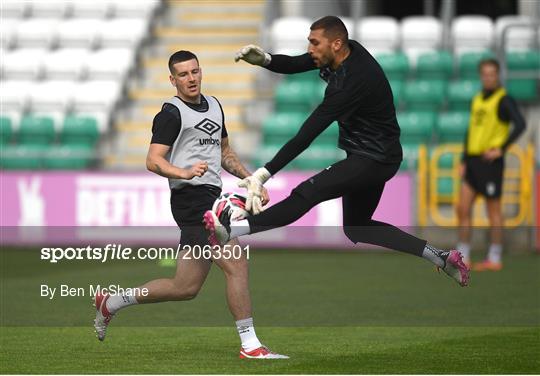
[106,0,264,170]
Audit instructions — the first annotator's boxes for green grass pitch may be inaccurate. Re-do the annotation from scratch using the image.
[1,247,539,374]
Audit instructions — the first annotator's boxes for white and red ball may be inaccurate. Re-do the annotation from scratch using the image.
[212,192,250,221]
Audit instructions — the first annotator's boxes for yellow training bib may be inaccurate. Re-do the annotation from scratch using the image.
[466,87,509,155]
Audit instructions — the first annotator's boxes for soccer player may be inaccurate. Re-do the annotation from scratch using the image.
[203,16,470,286]
[94,51,288,359]
[456,58,526,270]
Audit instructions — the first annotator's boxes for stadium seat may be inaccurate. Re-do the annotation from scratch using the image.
[416,51,453,80]
[274,81,319,112]
[253,143,294,171]
[44,145,94,170]
[0,81,32,112]
[262,112,306,143]
[286,70,320,83]
[400,16,443,65]
[29,81,76,113]
[2,49,48,80]
[458,50,495,79]
[98,19,149,48]
[56,19,103,49]
[403,80,446,111]
[358,17,400,55]
[17,115,56,146]
[452,16,494,55]
[447,80,480,110]
[398,111,436,144]
[437,111,470,143]
[388,80,404,107]
[42,49,90,80]
[110,0,160,18]
[61,116,100,147]
[0,116,14,145]
[375,52,410,80]
[86,48,135,80]
[400,143,421,170]
[271,17,311,55]
[312,122,340,147]
[71,0,112,18]
[72,81,123,113]
[1,145,48,170]
[495,16,536,51]
[29,1,70,18]
[15,19,58,48]
[506,50,540,101]
[293,145,344,170]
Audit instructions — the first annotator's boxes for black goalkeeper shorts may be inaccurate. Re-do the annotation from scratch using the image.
[170,184,221,246]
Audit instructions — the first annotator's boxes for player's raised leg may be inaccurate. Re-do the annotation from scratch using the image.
[212,237,288,359]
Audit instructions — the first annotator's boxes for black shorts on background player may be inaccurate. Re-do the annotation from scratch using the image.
[464,157,504,198]
[171,184,221,247]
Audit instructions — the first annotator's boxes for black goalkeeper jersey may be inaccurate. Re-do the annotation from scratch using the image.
[263,39,402,175]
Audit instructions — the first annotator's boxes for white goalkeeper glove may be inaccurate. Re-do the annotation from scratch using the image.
[238,167,271,215]
[234,44,271,66]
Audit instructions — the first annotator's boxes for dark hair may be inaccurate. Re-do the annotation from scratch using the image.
[478,58,500,72]
[168,50,199,73]
[310,15,349,42]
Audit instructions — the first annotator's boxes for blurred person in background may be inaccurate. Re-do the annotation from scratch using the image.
[456,58,526,271]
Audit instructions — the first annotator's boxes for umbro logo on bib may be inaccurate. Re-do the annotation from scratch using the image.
[194,118,221,136]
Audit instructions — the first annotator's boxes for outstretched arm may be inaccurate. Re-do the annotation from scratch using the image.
[235,44,316,74]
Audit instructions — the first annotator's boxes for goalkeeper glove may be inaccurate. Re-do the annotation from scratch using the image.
[237,167,271,215]
[234,44,271,66]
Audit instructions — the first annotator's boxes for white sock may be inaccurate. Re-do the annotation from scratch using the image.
[456,242,471,261]
[236,317,262,351]
[421,244,446,268]
[487,243,503,263]
[230,219,250,239]
[106,293,138,314]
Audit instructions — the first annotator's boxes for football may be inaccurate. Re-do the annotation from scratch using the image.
[212,192,250,221]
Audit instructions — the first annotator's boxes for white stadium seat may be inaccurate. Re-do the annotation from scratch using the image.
[110,0,160,18]
[29,0,70,18]
[72,80,123,113]
[29,81,77,113]
[56,19,104,49]
[98,18,149,48]
[401,16,442,65]
[86,48,135,80]
[1,1,29,19]
[42,48,90,80]
[358,17,400,55]
[271,17,312,55]
[0,19,18,49]
[0,81,32,112]
[452,15,494,55]
[2,49,47,80]
[15,19,59,48]
[495,16,536,51]
[71,0,112,19]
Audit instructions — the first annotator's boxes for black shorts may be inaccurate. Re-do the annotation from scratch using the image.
[170,184,221,246]
[464,156,504,198]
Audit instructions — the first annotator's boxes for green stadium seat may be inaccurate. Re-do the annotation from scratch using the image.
[375,52,410,80]
[312,121,339,147]
[437,177,455,195]
[1,116,13,144]
[506,50,540,101]
[398,111,436,144]
[286,70,320,83]
[416,51,454,80]
[388,80,403,107]
[400,143,421,170]
[403,80,446,111]
[18,115,56,146]
[458,50,494,79]
[447,80,480,110]
[262,112,306,144]
[1,145,48,170]
[44,145,94,170]
[293,145,345,170]
[275,81,319,112]
[61,116,99,147]
[252,143,294,171]
[437,111,470,143]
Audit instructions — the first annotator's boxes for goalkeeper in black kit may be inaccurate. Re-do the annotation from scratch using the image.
[203,16,469,287]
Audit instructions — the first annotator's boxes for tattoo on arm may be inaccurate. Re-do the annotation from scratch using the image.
[222,147,251,179]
